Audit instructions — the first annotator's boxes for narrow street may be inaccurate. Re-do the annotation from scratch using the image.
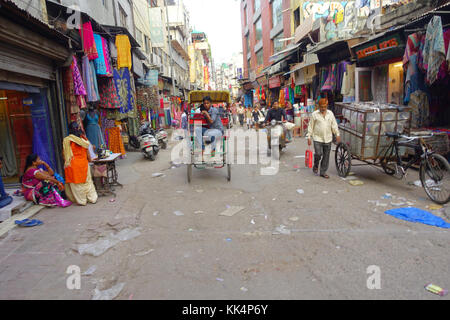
[1,132,449,300]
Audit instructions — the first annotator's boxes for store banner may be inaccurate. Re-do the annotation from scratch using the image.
[141,70,159,87]
[269,76,281,89]
[353,32,405,63]
[149,7,165,48]
[204,66,209,85]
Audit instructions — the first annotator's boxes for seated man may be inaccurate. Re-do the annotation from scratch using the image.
[194,96,224,158]
[0,156,13,208]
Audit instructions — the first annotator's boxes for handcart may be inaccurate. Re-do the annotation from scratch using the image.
[334,102,450,204]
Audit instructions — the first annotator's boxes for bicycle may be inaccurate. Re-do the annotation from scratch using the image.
[379,132,450,204]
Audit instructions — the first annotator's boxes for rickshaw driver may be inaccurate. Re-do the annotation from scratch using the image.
[195,96,224,159]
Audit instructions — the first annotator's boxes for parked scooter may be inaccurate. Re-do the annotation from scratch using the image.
[155,128,169,149]
[137,123,160,161]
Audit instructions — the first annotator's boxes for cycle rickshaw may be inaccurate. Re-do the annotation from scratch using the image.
[187,90,231,183]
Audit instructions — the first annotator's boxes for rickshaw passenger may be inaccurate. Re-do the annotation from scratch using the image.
[194,96,224,158]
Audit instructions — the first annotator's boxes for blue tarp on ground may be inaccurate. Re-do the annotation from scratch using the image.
[385,207,450,229]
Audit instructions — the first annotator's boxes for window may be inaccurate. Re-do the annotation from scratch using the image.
[144,35,150,54]
[246,35,250,54]
[272,0,283,28]
[256,49,263,66]
[244,5,247,26]
[294,7,300,29]
[136,28,143,46]
[273,32,284,54]
[254,18,262,42]
[119,4,128,29]
[254,0,260,12]
[148,0,157,7]
[247,57,251,75]
[102,0,107,8]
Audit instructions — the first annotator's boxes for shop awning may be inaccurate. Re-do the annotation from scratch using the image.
[283,53,318,76]
[294,15,314,44]
[269,42,301,63]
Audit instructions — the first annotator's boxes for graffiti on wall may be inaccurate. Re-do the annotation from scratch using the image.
[302,1,383,40]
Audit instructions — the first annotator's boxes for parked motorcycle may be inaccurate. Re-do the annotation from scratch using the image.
[155,128,169,149]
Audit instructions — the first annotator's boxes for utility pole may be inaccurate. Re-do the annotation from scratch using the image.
[164,0,176,97]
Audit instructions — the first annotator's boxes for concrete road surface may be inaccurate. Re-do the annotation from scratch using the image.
[0,128,449,300]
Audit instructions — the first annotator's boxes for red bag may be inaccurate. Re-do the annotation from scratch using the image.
[305,146,313,168]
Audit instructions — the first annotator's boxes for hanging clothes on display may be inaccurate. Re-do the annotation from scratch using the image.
[102,37,113,76]
[85,111,105,149]
[98,78,121,109]
[321,64,336,91]
[79,21,98,60]
[341,63,355,102]
[82,56,99,102]
[93,34,108,76]
[115,34,132,70]
[71,56,86,96]
[107,127,126,155]
[113,68,134,113]
[422,16,446,85]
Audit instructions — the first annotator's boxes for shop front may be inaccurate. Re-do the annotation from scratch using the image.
[351,31,407,105]
[0,2,71,184]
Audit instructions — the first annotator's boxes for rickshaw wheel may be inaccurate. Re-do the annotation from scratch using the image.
[227,164,231,181]
[335,143,351,177]
[187,164,192,183]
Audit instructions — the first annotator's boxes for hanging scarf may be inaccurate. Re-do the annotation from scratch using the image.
[79,21,98,60]
[116,34,132,70]
[93,34,107,75]
[422,16,445,85]
[82,55,99,102]
[71,56,86,96]
[62,135,90,168]
[99,78,121,109]
[102,37,113,76]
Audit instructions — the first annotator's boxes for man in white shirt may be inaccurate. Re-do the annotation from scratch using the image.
[306,98,341,179]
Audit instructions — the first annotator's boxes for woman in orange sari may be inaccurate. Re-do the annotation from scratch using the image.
[63,122,98,206]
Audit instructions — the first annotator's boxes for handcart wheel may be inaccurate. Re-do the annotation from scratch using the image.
[335,143,351,177]
[227,164,231,182]
[187,164,192,183]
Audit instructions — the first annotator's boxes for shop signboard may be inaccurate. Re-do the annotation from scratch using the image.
[269,76,281,89]
[141,70,159,87]
[149,7,165,47]
[353,32,405,63]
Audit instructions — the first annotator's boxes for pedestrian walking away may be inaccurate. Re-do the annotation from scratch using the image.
[306,98,340,179]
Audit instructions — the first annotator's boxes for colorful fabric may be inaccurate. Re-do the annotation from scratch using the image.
[107,127,126,155]
[71,56,86,96]
[403,33,421,65]
[422,16,446,85]
[102,37,113,76]
[113,68,135,113]
[63,67,78,114]
[82,56,99,102]
[116,34,132,70]
[321,64,336,91]
[99,78,121,109]
[79,21,98,60]
[93,34,107,75]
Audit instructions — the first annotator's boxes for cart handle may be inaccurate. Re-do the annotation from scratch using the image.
[399,134,434,143]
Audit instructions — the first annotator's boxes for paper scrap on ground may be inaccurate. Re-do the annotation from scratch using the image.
[295,155,305,158]
[92,283,125,300]
[348,180,364,186]
[174,211,185,216]
[152,173,164,178]
[428,204,443,210]
[135,249,154,256]
[78,228,141,257]
[289,217,299,222]
[82,265,97,276]
[297,189,305,194]
[219,206,244,217]
[273,225,291,235]
[240,287,248,292]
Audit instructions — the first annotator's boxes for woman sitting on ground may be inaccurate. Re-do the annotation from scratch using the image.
[21,154,72,207]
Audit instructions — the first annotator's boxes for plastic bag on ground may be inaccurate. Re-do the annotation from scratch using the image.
[92,283,125,300]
